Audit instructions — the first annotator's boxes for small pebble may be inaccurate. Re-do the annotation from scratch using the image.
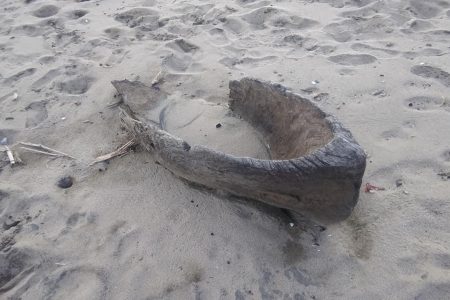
[57,176,73,189]
[216,123,222,128]
[395,179,403,187]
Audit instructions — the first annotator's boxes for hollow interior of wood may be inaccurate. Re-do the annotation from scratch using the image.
[229,79,334,160]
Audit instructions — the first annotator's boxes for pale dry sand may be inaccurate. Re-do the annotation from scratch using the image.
[1,0,450,299]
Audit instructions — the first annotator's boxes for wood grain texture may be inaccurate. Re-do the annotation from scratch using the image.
[112,78,366,223]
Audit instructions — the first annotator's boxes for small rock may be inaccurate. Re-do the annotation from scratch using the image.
[395,179,403,187]
[57,176,73,189]
[215,123,222,128]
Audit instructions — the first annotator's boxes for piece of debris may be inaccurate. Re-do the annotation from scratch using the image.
[364,183,386,193]
[89,139,136,166]
[19,142,76,160]
[395,179,403,187]
[0,137,7,145]
[5,146,15,165]
[372,90,386,97]
[215,123,222,128]
[311,80,319,85]
[57,176,73,189]
[403,190,409,195]
[151,69,164,86]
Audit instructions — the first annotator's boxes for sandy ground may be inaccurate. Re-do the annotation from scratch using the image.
[1,0,450,299]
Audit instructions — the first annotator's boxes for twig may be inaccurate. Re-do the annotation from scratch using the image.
[19,142,76,159]
[20,147,63,157]
[5,146,15,165]
[107,100,123,108]
[89,139,136,166]
[364,183,385,193]
[151,69,164,86]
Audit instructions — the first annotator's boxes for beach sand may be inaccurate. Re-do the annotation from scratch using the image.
[1,0,450,299]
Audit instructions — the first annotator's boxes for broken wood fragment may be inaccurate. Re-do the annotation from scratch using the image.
[112,78,366,223]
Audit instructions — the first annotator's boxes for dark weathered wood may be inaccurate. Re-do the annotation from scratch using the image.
[112,78,366,223]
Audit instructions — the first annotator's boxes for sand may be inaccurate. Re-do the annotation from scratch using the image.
[1,0,450,299]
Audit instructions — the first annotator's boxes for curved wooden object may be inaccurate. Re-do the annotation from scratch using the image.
[112,78,366,223]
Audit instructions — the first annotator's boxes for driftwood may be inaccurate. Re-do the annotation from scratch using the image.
[112,78,366,223]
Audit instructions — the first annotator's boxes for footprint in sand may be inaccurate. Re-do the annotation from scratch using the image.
[114,8,159,28]
[328,54,377,65]
[167,39,199,54]
[406,0,442,19]
[324,15,395,43]
[3,68,37,85]
[403,48,443,60]
[66,9,88,20]
[411,65,450,87]
[56,76,94,95]
[31,69,61,92]
[219,55,277,69]
[104,27,123,40]
[38,55,57,65]
[42,267,108,299]
[240,6,318,30]
[208,28,229,46]
[162,52,204,73]
[223,17,247,35]
[351,43,399,56]
[283,35,323,51]
[404,96,449,112]
[401,19,433,33]
[25,100,48,128]
[32,5,59,18]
